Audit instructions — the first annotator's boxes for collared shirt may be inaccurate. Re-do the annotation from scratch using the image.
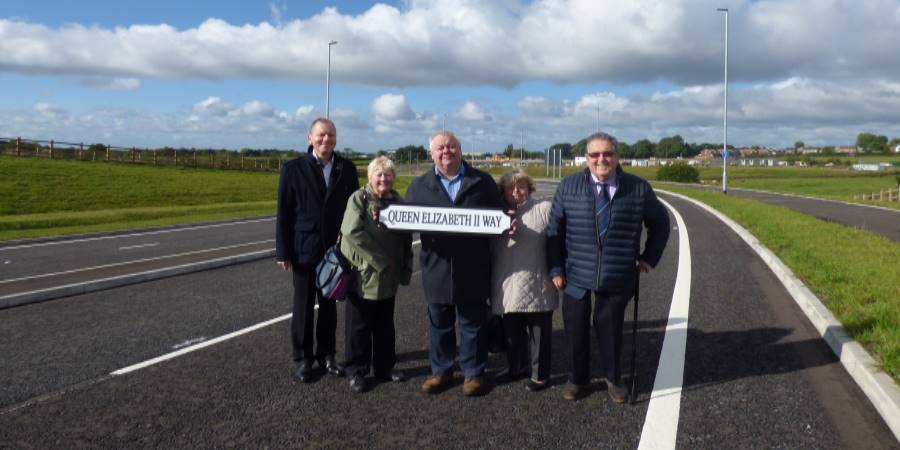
[315,153,334,189]
[589,171,618,199]
[434,163,465,202]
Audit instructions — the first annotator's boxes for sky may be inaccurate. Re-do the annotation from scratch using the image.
[2,0,900,153]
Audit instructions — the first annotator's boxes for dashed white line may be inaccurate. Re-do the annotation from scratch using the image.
[638,198,692,450]
[118,242,159,251]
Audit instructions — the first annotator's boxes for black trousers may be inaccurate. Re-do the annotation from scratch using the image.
[562,290,630,385]
[344,293,396,377]
[503,311,553,382]
[291,268,337,363]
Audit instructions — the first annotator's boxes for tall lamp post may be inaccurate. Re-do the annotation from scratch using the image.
[326,40,338,119]
[717,8,729,194]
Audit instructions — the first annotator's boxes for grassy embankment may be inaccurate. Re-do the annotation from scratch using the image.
[0,156,417,241]
[659,184,899,381]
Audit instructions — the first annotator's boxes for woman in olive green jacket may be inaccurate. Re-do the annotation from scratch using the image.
[339,156,413,393]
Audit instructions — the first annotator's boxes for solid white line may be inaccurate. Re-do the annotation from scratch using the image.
[0,249,273,301]
[0,240,274,284]
[118,242,159,251]
[111,314,291,376]
[638,198,692,450]
[0,217,275,251]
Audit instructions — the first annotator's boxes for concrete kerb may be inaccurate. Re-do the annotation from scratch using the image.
[0,249,275,310]
[657,188,900,442]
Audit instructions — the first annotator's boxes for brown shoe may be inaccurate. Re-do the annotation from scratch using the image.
[421,374,452,394]
[463,376,486,397]
[606,380,628,404]
[562,383,588,401]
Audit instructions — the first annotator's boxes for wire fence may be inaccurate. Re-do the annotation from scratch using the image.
[0,136,289,172]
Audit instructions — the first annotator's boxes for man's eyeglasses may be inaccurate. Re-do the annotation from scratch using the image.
[587,151,616,159]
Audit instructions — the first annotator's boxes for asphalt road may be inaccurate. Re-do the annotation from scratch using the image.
[661,183,900,242]
[0,184,896,448]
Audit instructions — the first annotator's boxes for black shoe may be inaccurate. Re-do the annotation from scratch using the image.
[525,378,549,392]
[293,361,314,383]
[320,355,345,377]
[349,374,367,393]
[375,370,405,383]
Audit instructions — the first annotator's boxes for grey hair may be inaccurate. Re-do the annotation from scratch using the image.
[585,131,618,150]
[308,117,336,134]
[367,155,396,178]
[429,131,461,150]
[498,169,536,196]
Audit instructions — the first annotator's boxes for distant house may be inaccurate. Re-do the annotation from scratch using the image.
[851,163,891,172]
[835,146,858,155]
[894,144,900,154]
[696,148,719,160]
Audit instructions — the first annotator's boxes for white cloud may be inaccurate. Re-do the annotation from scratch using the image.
[1,0,897,86]
[80,77,141,90]
[371,94,415,121]
[455,101,490,121]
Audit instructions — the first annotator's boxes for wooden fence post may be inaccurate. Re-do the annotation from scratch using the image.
[79,143,84,160]
[106,145,110,162]
[241,156,244,170]
[49,140,54,159]
[131,146,136,163]
[16,137,20,156]
[153,150,157,165]
[174,149,178,166]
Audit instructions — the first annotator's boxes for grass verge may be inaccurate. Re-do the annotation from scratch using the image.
[658,184,900,381]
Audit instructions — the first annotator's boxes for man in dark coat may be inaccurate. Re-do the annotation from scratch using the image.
[405,131,503,397]
[546,131,670,403]
[276,117,359,382]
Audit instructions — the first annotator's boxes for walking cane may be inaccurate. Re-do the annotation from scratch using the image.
[629,267,640,405]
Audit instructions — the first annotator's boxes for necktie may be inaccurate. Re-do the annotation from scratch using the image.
[595,182,610,242]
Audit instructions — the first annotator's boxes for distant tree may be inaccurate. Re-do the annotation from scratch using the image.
[856,132,888,153]
[820,146,836,155]
[655,135,685,158]
[503,144,515,157]
[631,139,654,158]
[393,145,427,163]
[616,141,633,158]
[548,142,573,158]
[88,143,107,153]
[794,140,805,150]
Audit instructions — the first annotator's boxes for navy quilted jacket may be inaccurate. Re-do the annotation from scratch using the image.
[546,167,670,295]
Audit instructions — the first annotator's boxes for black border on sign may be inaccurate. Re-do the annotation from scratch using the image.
[377,203,514,236]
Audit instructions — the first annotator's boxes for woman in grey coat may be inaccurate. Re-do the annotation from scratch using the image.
[491,169,559,391]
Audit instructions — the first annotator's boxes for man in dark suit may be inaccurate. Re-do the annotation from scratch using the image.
[546,131,670,403]
[276,117,359,382]
[405,131,503,397]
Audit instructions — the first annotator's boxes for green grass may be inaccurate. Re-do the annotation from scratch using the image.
[658,184,900,381]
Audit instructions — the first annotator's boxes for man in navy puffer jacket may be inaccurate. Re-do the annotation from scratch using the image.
[546,132,670,403]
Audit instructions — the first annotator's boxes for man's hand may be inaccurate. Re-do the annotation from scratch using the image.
[552,275,566,289]
[637,260,653,273]
[277,260,291,271]
[507,215,519,236]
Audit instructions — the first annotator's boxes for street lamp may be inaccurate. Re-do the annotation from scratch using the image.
[717,8,729,194]
[326,40,338,119]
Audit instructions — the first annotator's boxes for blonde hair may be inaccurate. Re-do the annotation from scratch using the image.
[367,155,396,178]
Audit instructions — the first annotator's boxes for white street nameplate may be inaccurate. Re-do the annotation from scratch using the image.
[378,204,512,235]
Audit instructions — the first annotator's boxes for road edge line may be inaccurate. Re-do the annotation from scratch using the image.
[0,249,275,309]
[658,188,900,442]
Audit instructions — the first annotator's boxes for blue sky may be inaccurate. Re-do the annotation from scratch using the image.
[2,0,899,153]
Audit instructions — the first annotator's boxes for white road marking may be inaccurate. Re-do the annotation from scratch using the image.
[172,337,207,350]
[111,314,291,376]
[118,242,159,251]
[109,237,424,376]
[638,198,692,450]
[0,217,275,251]
[0,240,274,284]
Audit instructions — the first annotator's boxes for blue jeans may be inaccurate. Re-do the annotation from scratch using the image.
[427,302,489,377]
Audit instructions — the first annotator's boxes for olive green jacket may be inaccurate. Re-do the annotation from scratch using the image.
[339,185,413,300]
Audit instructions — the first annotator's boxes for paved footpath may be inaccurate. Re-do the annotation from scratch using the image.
[1,190,896,447]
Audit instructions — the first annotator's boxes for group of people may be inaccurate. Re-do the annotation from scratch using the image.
[275,118,670,402]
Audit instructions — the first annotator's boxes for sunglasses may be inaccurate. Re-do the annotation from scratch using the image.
[587,151,617,159]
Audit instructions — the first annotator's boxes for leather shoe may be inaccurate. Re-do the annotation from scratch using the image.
[463,376,486,397]
[606,380,628,404]
[375,370,405,383]
[524,378,548,392]
[349,374,367,393]
[320,355,345,377]
[495,368,526,384]
[421,373,452,394]
[293,361,314,383]
[562,383,588,401]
